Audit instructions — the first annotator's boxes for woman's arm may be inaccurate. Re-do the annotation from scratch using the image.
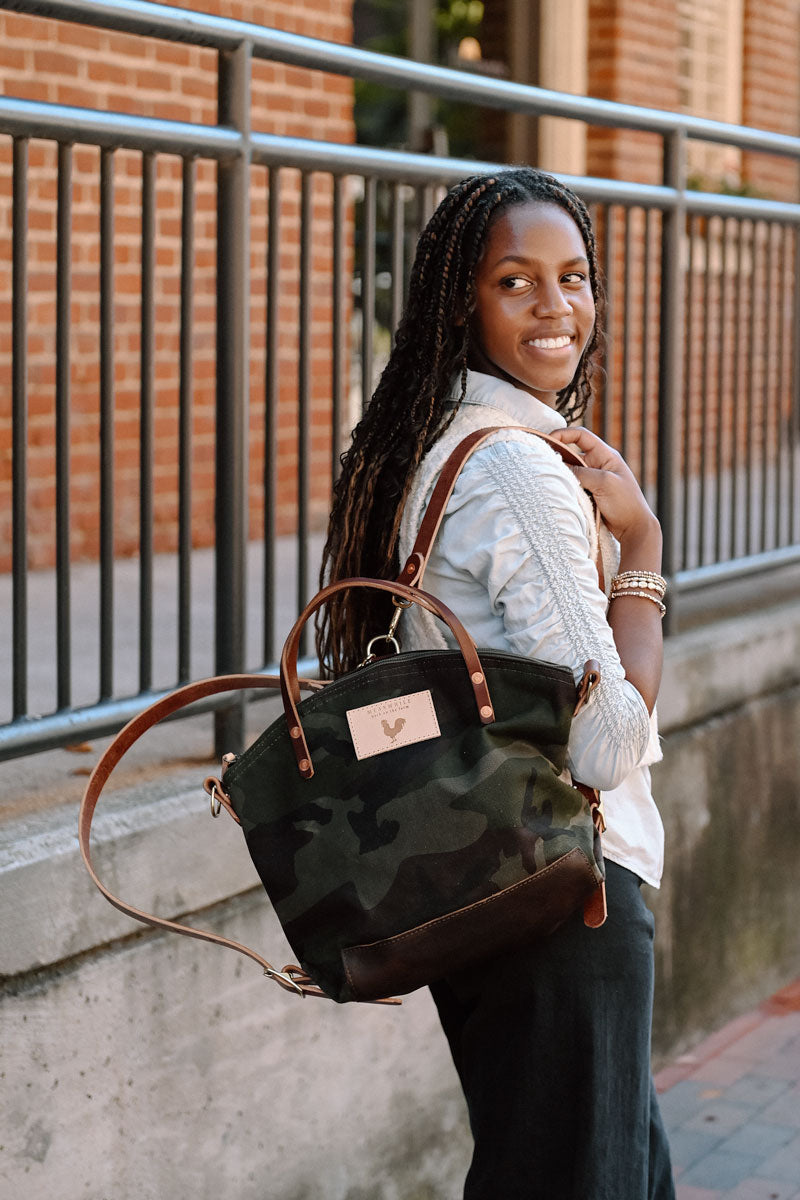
[425,436,655,790]
[549,427,663,714]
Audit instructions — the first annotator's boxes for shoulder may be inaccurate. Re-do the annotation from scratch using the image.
[451,429,582,507]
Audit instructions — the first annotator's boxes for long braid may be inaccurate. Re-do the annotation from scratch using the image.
[316,168,605,675]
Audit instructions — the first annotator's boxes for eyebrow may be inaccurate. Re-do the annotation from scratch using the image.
[490,254,590,270]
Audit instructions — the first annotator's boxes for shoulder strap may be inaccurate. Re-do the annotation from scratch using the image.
[397,425,604,593]
[78,673,398,1001]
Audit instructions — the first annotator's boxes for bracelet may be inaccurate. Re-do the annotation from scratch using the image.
[609,589,667,618]
[610,570,667,598]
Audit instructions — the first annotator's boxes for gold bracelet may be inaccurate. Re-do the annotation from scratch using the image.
[611,570,666,597]
[609,589,666,618]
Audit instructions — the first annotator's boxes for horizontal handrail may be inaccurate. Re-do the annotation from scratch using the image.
[3,0,800,159]
[0,95,241,157]
[1,96,799,226]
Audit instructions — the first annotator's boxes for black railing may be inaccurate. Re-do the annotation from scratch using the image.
[1,0,799,760]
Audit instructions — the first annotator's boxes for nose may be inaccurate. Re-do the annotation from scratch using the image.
[532,279,572,317]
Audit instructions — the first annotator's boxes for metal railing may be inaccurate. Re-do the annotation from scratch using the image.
[1,0,799,760]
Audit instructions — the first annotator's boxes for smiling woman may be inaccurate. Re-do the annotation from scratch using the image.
[316,167,674,1200]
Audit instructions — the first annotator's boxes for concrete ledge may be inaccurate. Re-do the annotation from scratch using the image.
[3,600,799,982]
[659,598,800,734]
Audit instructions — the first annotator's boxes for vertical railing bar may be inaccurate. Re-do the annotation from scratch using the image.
[640,207,652,492]
[177,156,195,683]
[215,42,252,754]
[139,151,156,693]
[744,220,758,556]
[601,205,615,445]
[297,170,312,657]
[99,146,115,701]
[773,224,788,546]
[791,226,800,543]
[714,217,729,564]
[263,167,280,664]
[657,130,686,631]
[698,215,713,565]
[760,224,775,552]
[390,179,405,335]
[730,220,744,559]
[361,175,377,413]
[11,138,29,720]
[777,223,786,547]
[620,206,632,463]
[331,172,345,487]
[55,142,73,710]
[682,214,695,571]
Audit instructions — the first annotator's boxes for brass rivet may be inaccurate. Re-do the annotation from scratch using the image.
[471,671,484,685]
[480,705,493,720]
[299,759,310,772]
[290,726,301,738]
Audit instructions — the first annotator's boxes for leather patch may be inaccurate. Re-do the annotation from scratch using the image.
[346,689,440,760]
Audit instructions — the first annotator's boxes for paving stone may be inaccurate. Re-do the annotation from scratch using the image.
[685,1100,760,1137]
[715,1121,797,1160]
[661,1080,719,1128]
[723,1077,793,1110]
[755,1135,800,1183]
[668,1127,725,1172]
[681,1148,763,1191]
[722,1179,800,1200]
[760,1086,800,1129]
[690,1058,750,1087]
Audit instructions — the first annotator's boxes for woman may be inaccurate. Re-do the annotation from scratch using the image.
[317,168,675,1200]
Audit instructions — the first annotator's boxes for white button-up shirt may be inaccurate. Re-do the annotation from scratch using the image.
[398,371,665,888]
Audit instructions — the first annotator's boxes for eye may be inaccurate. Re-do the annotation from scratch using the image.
[562,271,588,285]
[499,275,530,290]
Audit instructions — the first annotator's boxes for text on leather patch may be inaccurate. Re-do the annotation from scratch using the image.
[346,689,440,760]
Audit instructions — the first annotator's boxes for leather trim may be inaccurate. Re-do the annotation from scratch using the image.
[341,848,602,1002]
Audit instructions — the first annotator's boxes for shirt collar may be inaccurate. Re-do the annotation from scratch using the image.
[449,369,568,435]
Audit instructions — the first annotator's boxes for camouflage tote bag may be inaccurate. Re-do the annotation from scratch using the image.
[78,427,607,1005]
[213,575,606,1003]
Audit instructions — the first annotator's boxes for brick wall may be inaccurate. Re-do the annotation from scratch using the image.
[0,1,354,572]
[586,0,680,185]
[741,0,800,203]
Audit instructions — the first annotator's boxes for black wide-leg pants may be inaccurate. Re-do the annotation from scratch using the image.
[429,862,676,1200]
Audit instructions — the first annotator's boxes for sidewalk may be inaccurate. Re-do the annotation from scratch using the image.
[656,979,800,1200]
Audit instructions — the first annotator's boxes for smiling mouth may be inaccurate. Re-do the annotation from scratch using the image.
[524,335,573,350]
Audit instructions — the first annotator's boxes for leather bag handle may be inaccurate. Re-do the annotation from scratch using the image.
[78,673,349,1000]
[397,425,604,593]
[279,576,497,779]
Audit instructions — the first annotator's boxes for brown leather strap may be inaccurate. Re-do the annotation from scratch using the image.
[397,425,605,594]
[78,673,403,1001]
[279,576,497,778]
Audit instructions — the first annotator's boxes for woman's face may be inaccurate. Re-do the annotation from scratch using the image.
[470,200,596,407]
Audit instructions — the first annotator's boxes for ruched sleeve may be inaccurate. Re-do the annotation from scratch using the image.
[419,437,657,792]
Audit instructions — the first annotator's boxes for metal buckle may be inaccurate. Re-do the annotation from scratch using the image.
[209,782,222,818]
[264,966,306,997]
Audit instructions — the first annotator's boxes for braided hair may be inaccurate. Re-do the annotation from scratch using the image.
[316,167,605,674]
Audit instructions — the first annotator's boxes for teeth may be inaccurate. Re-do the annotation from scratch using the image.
[527,335,572,349]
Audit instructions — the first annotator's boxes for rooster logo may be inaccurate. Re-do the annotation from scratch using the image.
[381,717,406,742]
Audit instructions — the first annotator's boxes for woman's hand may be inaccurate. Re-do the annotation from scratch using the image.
[549,427,658,547]
[550,427,663,712]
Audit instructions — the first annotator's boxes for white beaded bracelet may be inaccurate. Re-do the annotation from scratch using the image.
[609,589,667,618]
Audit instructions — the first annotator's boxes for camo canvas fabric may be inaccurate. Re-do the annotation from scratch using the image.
[223,647,605,1003]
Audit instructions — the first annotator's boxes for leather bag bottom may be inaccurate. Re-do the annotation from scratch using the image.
[341,846,599,1002]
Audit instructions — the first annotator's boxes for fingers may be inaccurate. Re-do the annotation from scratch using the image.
[551,426,624,474]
